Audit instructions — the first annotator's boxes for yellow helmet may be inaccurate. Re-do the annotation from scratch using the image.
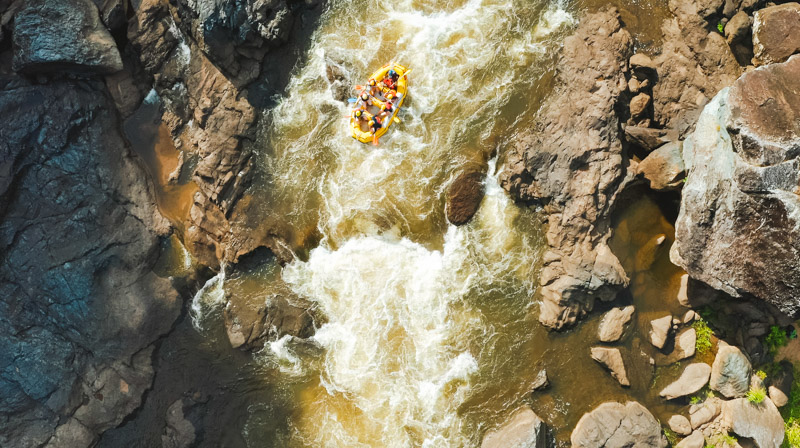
[386,93,394,100]
[368,79,376,86]
[380,104,387,111]
[369,119,376,126]
[355,110,362,117]
[361,93,369,101]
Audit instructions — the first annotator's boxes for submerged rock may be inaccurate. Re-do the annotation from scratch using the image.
[530,369,549,392]
[710,345,752,398]
[660,363,712,400]
[481,407,547,448]
[224,293,321,351]
[500,8,633,329]
[671,55,800,315]
[591,347,630,386]
[752,3,800,66]
[446,170,486,226]
[598,306,635,342]
[571,401,667,447]
[11,0,123,74]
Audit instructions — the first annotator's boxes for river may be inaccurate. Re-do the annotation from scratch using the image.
[106,0,686,446]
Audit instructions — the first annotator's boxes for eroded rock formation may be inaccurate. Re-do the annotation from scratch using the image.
[500,8,633,329]
[671,54,800,315]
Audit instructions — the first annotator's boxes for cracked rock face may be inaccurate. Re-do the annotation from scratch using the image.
[499,8,632,329]
[0,76,180,445]
[671,54,800,315]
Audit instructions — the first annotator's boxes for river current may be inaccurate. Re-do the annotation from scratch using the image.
[180,0,683,446]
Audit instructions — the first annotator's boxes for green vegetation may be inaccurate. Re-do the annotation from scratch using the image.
[664,427,679,446]
[717,22,724,33]
[690,388,715,405]
[693,318,714,354]
[747,386,767,404]
[757,370,768,380]
[766,325,789,354]
[781,364,800,448]
[706,432,737,447]
[784,420,800,448]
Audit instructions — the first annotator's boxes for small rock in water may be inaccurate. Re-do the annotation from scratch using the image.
[710,345,751,398]
[598,306,635,342]
[630,53,657,78]
[446,170,486,226]
[668,414,692,436]
[481,407,547,448]
[649,315,673,349]
[591,347,630,387]
[683,310,696,323]
[530,369,549,392]
[657,327,697,365]
[660,363,712,400]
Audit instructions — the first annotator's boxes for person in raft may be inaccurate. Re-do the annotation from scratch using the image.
[369,115,383,145]
[366,78,382,97]
[382,69,399,90]
[357,91,373,108]
[378,101,394,123]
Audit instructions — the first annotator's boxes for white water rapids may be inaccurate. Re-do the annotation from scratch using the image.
[193,0,577,445]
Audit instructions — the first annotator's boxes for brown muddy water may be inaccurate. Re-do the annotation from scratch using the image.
[103,0,701,446]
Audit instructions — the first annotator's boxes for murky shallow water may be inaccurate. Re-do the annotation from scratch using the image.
[108,0,691,446]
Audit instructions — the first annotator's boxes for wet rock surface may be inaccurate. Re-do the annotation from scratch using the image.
[446,170,486,226]
[590,347,630,387]
[671,54,800,315]
[571,401,667,447]
[500,8,633,329]
[224,293,322,351]
[0,75,180,444]
[598,306,635,342]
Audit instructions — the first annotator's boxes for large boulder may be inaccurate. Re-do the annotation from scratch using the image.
[0,76,180,444]
[710,345,751,398]
[571,401,668,447]
[481,407,547,448]
[224,293,321,351]
[446,170,486,225]
[670,55,800,315]
[721,397,785,448]
[11,0,123,74]
[499,8,632,329]
[660,363,712,400]
[752,3,800,66]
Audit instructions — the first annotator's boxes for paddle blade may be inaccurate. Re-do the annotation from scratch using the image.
[347,98,358,103]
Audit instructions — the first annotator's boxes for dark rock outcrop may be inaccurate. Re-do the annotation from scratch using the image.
[499,8,633,329]
[671,54,800,315]
[12,0,123,75]
[571,401,668,447]
[224,293,321,351]
[752,3,800,66]
[0,76,181,445]
[446,170,485,226]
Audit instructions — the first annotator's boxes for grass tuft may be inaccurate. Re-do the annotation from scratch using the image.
[766,325,789,355]
[693,318,714,354]
[747,386,767,404]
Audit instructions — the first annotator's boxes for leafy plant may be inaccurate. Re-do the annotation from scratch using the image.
[693,318,714,354]
[747,386,767,404]
[690,395,702,405]
[707,432,737,447]
[757,370,768,380]
[766,325,789,355]
[717,22,725,34]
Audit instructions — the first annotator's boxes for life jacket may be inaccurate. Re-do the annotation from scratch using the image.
[382,78,396,90]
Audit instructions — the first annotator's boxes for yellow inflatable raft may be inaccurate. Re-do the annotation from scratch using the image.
[350,63,409,144]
